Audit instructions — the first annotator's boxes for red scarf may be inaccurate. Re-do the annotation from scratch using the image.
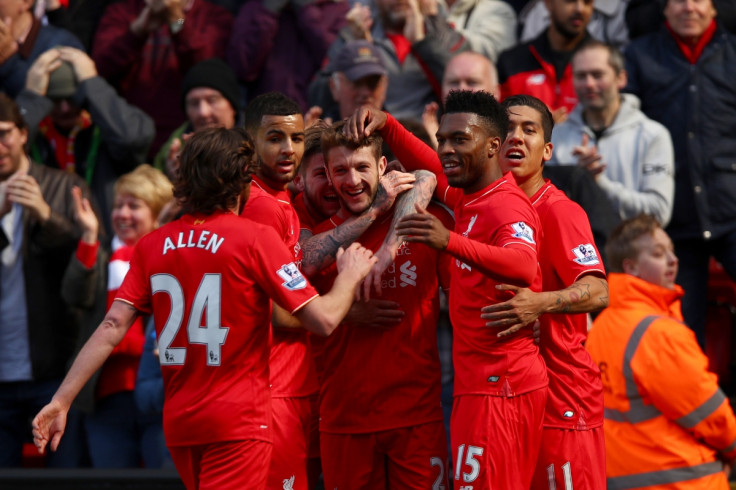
[666,19,717,64]
[38,111,92,173]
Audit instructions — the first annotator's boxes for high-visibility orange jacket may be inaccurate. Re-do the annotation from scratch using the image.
[587,273,736,490]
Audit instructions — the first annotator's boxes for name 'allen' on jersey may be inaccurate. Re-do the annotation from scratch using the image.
[162,229,225,255]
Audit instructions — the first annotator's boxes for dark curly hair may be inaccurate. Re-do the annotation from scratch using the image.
[444,90,508,142]
[174,127,257,215]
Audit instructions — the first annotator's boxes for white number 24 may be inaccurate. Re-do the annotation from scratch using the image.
[151,274,229,366]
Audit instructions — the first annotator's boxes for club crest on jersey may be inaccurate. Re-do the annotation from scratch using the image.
[511,221,535,244]
[283,475,295,490]
[277,263,307,290]
[572,243,600,266]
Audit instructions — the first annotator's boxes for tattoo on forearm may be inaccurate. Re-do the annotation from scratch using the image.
[301,214,375,273]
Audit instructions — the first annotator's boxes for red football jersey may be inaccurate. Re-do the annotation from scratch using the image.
[312,204,453,433]
[116,211,319,446]
[292,192,320,236]
[243,178,318,398]
[532,181,606,429]
[448,177,548,397]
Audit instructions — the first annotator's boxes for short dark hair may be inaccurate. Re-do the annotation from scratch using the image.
[244,92,302,135]
[444,90,508,141]
[0,93,27,131]
[320,120,383,167]
[174,127,257,215]
[501,94,555,143]
[605,214,662,273]
[300,120,329,176]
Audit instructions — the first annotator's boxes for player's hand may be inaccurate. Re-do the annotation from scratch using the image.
[343,105,387,141]
[357,245,395,300]
[25,49,62,95]
[6,174,51,223]
[344,298,404,329]
[57,47,97,82]
[336,242,377,281]
[480,285,543,337]
[396,202,449,250]
[71,186,98,244]
[32,399,68,455]
[573,133,606,177]
[368,170,415,218]
[345,2,373,41]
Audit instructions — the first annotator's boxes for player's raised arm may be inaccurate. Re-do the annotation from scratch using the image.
[32,300,139,454]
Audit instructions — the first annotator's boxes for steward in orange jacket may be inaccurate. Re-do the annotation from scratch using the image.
[588,272,736,489]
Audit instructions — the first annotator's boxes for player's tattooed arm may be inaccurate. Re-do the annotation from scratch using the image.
[299,170,415,278]
[481,274,609,337]
[360,170,436,299]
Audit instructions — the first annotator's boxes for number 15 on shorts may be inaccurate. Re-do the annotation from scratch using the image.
[455,444,483,488]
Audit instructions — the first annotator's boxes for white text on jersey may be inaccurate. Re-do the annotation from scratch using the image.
[162,230,225,255]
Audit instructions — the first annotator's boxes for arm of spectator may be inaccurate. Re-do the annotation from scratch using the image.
[92,2,150,81]
[635,321,736,464]
[169,1,233,73]
[300,170,415,278]
[450,0,517,63]
[227,0,281,83]
[59,47,156,174]
[61,186,102,309]
[594,128,675,227]
[341,2,373,42]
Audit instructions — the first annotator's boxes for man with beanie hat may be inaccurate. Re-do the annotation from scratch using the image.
[16,46,155,237]
[154,58,242,179]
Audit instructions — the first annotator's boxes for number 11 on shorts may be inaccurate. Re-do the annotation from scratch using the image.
[547,462,573,490]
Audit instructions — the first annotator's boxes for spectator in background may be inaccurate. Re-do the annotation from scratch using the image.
[0,93,91,467]
[520,0,630,50]
[16,47,155,238]
[227,0,348,112]
[311,0,468,122]
[548,40,674,226]
[440,0,517,62]
[0,0,83,97]
[310,40,388,124]
[497,0,594,122]
[587,214,736,489]
[626,0,736,39]
[61,164,173,468]
[41,0,115,51]
[422,50,499,147]
[92,0,233,156]
[153,58,242,180]
[624,0,736,347]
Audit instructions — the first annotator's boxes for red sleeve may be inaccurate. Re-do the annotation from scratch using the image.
[380,113,461,207]
[172,2,233,72]
[227,1,280,82]
[75,240,99,269]
[115,237,152,314]
[92,2,146,81]
[431,204,454,291]
[445,232,538,287]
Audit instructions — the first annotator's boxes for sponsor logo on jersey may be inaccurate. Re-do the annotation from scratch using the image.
[511,221,535,244]
[400,261,417,287]
[277,263,307,290]
[572,243,600,266]
[283,476,295,490]
[563,410,574,418]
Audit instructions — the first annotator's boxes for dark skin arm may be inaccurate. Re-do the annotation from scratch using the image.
[481,274,609,337]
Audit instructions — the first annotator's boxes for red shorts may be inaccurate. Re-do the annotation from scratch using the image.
[531,426,605,490]
[308,393,320,459]
[321,421,448,490]
[451,389,547,490]
[268,396,312,490]
[168,439,271,490]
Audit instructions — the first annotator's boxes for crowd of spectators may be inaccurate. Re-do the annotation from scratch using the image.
[1,0,735,482]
